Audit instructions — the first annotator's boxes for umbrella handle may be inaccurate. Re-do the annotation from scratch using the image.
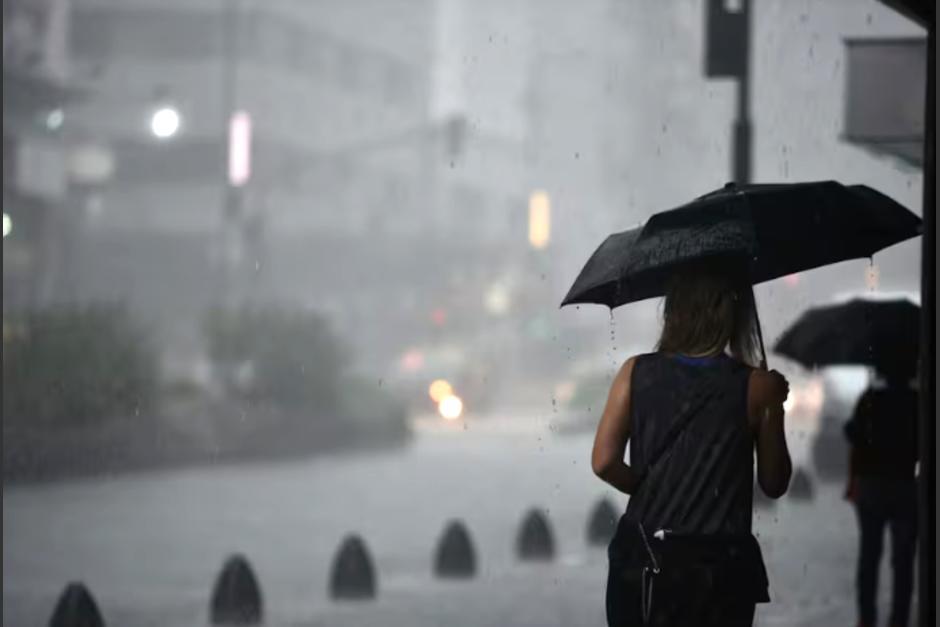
[754,297,769,370]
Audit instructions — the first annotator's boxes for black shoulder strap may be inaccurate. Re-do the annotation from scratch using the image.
[633,369,724,491]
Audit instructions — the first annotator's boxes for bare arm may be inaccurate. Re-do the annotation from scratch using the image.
[591,357,640,494]
[749,369,792,499]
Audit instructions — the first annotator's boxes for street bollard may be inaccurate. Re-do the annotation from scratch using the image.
[433,519,477,578]
[516,508,555,561]
[329,535,377,600]
[586,497,619,547]
[48,582,105,627]
[210,554,263,625]
[788,466,816,501]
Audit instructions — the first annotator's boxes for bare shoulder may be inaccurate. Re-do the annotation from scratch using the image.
[616,355,642,384]
[607,355,641,397]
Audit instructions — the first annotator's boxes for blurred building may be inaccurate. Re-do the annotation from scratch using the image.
[62,0,437,374]
[3,0,81,310]
[22,0,735,384]
[57,0,646,381]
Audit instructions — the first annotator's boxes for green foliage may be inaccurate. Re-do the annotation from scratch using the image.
[338,377,409,438]
[2,305,157,425]
[204,307,347,411]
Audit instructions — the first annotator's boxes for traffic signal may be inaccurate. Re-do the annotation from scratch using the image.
[704,0,750,79]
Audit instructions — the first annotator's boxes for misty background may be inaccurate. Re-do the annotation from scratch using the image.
[2,0,926,625]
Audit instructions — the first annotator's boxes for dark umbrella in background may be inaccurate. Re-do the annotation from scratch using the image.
[774,298,921,375]
[562,180,923,364]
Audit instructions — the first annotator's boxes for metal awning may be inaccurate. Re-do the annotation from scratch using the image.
[878,0,932,27]
[843,37,926,167]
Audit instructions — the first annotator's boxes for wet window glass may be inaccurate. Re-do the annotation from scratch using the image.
[3,1,930,626]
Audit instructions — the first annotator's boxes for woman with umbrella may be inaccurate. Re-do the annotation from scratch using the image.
[563,182,921,626]
[590,256,791,625]
[776,298,920,627]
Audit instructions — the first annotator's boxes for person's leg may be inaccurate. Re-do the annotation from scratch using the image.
[887,493,918,627]
[696,600,754,627]
[722,603,755,627]
[855,502,886,627]
[605,558,642,626]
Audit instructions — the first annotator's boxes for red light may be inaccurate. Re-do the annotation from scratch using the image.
[400,349,424,372]
[431,308,447,326]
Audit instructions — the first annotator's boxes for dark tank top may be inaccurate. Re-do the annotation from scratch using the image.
[624,352,754,536]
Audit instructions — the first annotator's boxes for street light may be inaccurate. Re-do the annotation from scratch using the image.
[150,106,181,139]
[45,109,64,130]
[528,190,551,249]
[228,110,252,186]
[2,213,11,238]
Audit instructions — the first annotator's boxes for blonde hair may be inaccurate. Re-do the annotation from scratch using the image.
[657,257,762,367]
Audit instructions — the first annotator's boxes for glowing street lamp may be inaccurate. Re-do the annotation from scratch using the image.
[150,106,181,139]
[228,110,252,186]
[2,213,11,238]
[45,109,64,130]
[528,190,551,249]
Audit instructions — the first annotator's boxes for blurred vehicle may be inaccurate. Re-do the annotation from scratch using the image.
[384,343,502,420]
[812,366,872,482]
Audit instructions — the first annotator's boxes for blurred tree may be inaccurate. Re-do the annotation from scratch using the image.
[204,307,347,413]
[2,305,157,426]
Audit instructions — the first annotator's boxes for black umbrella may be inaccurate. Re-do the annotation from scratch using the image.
[562,181,922,309]
[774,298,920,373]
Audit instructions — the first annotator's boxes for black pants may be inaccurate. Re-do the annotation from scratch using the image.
[606,523,762,627]
[605,574,755,627]
[854,477,917,627]
[607,568,756,627]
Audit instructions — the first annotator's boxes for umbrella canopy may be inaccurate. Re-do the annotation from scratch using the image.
[562,181,922,309]
[774,298,920,373]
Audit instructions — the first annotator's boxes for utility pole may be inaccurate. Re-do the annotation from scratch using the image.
[918,18,934,627]
[218,0,244,310]
[704,0,752,183]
